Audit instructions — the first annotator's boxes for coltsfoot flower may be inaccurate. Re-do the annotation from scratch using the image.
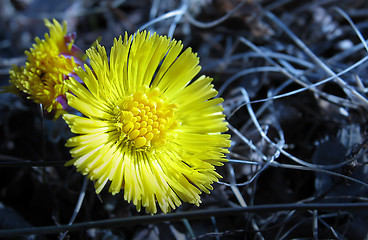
[63,31,231,214]
[8,19,83,118]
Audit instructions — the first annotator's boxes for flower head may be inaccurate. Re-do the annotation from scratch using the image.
[8,19,83,118]
[64,31,231,214]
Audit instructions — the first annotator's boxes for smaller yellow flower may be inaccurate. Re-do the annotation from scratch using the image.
[8,19,83,118]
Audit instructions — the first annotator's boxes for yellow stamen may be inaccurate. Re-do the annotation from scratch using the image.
[117,90,178,148]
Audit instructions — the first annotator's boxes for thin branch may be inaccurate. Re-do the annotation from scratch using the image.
[265,11,368,108]
[184,0,246,28]
[59,177,89,240]
[139,8,185,31]
[1,203,368,237]
[0,160,66,167]
[168,2,188,38]
[238,36,367,108]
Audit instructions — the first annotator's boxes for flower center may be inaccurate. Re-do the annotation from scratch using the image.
[116,89,179,149]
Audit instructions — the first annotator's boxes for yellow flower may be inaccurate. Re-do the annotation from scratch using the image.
[63,31,231,214]
[8,19,83,118]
